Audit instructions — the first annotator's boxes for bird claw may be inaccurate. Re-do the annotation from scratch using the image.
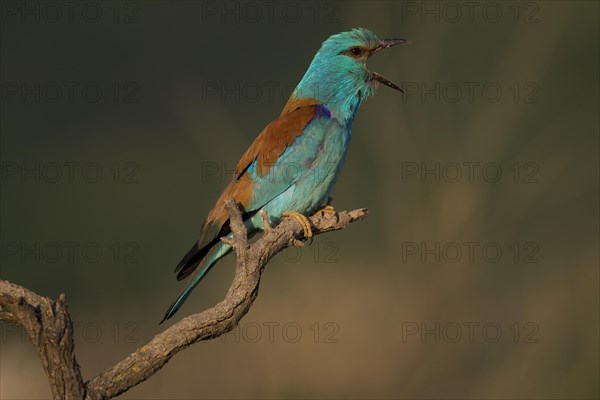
[316,204,336,218]
[315,197,338,221]
[282,211,313,240]
[290,238,305,247]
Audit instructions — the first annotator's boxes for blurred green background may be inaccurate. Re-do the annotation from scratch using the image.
[1,1,598,398]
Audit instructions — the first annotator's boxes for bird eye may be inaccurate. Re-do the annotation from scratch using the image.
[347,47,364,57]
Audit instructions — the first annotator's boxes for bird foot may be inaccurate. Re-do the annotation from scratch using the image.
[315,204,336,218]
[282,211,313,240]
[315,197,338,221]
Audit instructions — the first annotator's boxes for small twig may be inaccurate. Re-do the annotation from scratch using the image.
[220,199,249,256]
[259,210,273,233]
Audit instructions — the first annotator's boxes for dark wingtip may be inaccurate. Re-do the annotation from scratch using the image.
[174,241,200,273]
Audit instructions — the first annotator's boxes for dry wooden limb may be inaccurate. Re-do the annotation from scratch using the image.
[0,202,368,399]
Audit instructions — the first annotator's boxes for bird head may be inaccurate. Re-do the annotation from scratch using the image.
[292,28,409,120]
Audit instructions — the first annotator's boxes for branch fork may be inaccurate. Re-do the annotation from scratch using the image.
[0,202,368,399]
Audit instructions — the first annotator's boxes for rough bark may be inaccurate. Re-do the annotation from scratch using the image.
[0,202,368,399]
[0,283,85,399]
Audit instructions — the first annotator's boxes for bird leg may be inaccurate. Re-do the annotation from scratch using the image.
[282,211,313,239]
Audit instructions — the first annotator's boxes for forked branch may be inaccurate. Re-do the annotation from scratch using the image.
[0,202,368,399]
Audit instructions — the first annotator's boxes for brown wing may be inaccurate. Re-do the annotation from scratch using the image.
[234,98,319,178]
[174,98,320,280]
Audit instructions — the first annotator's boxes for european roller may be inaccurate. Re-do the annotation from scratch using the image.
[161,28,407,323]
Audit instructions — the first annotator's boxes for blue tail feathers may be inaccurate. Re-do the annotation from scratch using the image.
[160,241,231,324]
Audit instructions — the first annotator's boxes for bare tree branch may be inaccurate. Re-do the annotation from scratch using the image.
[0,203,368,399]
[0,282,85,399]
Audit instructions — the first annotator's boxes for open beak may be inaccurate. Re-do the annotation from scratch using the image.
[369,38,410,93]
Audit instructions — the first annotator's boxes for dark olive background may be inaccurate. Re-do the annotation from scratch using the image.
[1,1,598,398]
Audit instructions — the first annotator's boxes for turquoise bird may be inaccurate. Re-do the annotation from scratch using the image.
[161,28,408,323]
